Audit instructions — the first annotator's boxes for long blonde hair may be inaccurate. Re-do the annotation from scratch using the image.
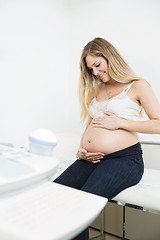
[79,37,143,124]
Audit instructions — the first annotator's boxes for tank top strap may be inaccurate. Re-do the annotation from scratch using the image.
[122,81,135,94]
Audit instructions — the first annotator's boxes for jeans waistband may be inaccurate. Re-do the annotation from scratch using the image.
[103,142,142,159]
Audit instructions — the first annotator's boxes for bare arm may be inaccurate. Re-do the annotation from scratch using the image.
[120,119,160,134]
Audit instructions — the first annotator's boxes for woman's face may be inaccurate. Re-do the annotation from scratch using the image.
[85,55,110,83]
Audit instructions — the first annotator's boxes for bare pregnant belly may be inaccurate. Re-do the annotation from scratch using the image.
[82,124,139,154]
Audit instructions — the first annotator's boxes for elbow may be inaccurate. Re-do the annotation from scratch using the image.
[153,119,160,134]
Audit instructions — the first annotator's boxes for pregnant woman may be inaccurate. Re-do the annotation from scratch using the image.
[54,37,160,240]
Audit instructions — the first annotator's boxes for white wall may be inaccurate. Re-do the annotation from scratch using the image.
[0,0,71,147]
[0,0,160,147]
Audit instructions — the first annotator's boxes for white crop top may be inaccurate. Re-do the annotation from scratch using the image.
[89,81,142,121]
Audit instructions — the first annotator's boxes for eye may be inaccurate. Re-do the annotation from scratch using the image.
[88,63,100,73]
[96,63,100,68]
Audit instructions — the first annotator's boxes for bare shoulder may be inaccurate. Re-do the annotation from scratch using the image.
[133,79,159,110]
[133,79,151,96]
[133,79,154,104]
[133,79,150,89]
[133,79,160,119]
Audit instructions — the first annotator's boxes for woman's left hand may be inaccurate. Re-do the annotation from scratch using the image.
[92,112,121,130]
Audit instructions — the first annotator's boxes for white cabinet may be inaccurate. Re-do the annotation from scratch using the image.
[125,207,160,240]
[90,203,160,240]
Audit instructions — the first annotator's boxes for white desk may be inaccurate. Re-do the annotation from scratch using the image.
[0,181,107,240]
[0,144,107,240]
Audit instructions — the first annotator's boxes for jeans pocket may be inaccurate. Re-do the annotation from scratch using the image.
[130,151,143,164]
[130,152,144,175]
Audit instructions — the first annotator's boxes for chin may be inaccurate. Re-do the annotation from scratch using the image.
[102,78,110,83]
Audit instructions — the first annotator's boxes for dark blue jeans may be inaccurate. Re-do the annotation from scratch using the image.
[54,143,144,240]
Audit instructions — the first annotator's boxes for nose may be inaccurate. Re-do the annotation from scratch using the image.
[92,68,99,76]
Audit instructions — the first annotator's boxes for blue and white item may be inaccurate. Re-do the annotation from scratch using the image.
[29,129,57,156]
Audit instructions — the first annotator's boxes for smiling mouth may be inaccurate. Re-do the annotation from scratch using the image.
[99,73,104,78]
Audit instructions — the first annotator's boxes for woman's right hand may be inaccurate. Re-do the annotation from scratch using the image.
[76,148,104,163]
